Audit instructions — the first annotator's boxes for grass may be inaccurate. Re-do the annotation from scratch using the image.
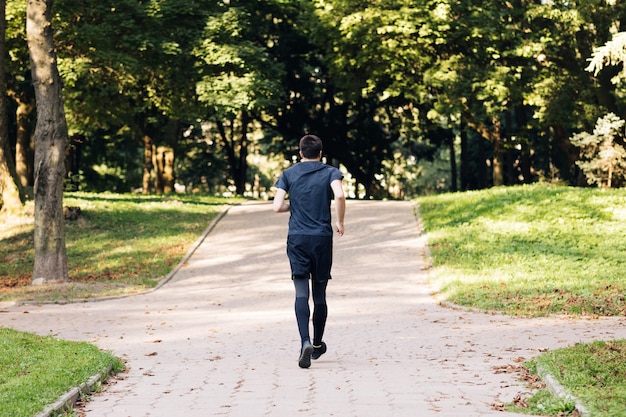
[0,328,124,417]
[0,192,242,303]
[417,184,626,317]
[511,341,626,417]
[417,184,626,416]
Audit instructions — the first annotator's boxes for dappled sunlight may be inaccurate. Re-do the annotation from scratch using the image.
[5,199,626,417]
[608,206,626,221]
[478,218,532,234]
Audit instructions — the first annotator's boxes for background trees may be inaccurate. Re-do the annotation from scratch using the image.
[0,0,22,214]
[2,0,626,208]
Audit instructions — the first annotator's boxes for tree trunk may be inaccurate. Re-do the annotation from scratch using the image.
[14,96,35,189]
[460,120,470,191]
[0,140,22,215]
[476,137,488,189]
[154,145,174,194]
[27,0,69,283]
[447,132,458,192]
[162,146,174,193]
[153,119,178,194]
[552,124,581,185]
[0,139,21,213]
[236,111,249,195]
[491,118,504,186]
[142,134,154,194]
[217,113,250,196]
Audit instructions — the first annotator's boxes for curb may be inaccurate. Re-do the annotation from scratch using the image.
[13,205,233,307]
[34,363,114,417]
[536,364,590,417]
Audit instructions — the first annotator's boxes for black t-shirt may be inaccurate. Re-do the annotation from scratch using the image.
[275,161,343,236]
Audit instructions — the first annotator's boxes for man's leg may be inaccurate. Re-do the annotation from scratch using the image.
[310,235,332,359]
[293,276,313,368]
[293,276,311,343]
[311,279,328,359]
[311,279,328,345]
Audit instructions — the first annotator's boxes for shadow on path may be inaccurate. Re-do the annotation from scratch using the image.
[2,200,625,417]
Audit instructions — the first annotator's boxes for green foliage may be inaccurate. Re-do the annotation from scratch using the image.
[195,2,285,115]
[8,0,626,196]
[54,0,149,135]
[570,113,626,188]
[0,328,123,417]
[587,31,626,84]
[418,184,626,316]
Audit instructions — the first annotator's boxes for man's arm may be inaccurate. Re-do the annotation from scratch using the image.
[330,179,346,236]
[273,188,290,213]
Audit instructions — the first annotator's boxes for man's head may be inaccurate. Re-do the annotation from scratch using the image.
[299,135,323,159]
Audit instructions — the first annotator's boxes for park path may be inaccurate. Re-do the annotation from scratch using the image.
[2,200,626,417]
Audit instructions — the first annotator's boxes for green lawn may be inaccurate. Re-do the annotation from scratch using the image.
[525,340,626,416]
[0,328,124,417]
[417,184,626,416]
[0,192,241,303]
[418,184,626,317]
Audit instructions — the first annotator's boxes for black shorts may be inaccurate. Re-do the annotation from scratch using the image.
[286,234,333,281]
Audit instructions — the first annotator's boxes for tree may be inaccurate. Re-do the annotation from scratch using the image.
[570,113,626,188]
[586,32,626,85]
[0,0,23,214]
[27,0,69,283]
[7,0,625,200]
[288,0,426,197]
[195,0,285,195]
[135,0,214,194]
[576,31,626,188]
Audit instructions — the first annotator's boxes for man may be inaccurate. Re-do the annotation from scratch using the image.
[273,134,346,369]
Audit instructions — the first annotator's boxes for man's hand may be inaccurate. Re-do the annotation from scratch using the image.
[335,222,345,236]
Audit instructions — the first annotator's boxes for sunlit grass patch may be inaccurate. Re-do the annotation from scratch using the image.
[0,193,243,303]
[418,184,626,316]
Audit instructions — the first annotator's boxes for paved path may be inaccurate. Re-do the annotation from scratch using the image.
[3,201,626,417]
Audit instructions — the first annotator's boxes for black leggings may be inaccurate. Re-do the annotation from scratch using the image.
[293,278,328,345]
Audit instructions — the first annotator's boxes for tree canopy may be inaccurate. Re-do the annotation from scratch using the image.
[3,0,626,202]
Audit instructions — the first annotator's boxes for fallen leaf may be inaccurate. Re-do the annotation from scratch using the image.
[490,401,505,411]
[513,394,528,408]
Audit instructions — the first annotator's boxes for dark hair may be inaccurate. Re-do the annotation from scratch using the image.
[299,134,323,159]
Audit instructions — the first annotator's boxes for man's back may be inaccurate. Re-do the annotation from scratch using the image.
[275,161,342,236]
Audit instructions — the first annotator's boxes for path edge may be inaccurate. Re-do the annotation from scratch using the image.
[535,364,590,417]
[152,204,232,290]
[13,205,233,306]
[33,363,115,417]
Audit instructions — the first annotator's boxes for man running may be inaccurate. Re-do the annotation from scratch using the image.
[273,134,346,368]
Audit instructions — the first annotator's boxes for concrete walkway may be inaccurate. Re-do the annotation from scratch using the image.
[3,201,626,417]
